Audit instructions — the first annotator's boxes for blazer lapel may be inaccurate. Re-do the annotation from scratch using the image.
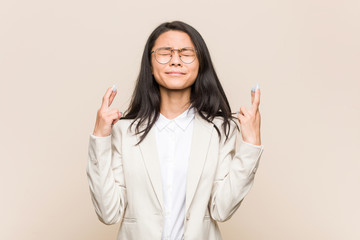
[136,112,215,215]
[185,112,214,214]
[137,122,164,212]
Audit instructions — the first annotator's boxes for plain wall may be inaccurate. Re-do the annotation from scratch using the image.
[1,0,359,239]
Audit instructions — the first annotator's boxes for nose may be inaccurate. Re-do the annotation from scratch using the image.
[169,50,182,66]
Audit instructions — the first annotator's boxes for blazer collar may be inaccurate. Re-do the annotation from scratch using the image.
[137,111,214,215]
[155,105,195,132]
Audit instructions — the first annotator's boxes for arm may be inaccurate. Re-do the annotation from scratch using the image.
[86,123,127,225]
[209,121,264,222]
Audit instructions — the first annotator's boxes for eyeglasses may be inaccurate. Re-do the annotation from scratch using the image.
[151,47,197,64]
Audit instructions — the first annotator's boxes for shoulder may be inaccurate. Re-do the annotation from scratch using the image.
[212,115,239,134]
[112,118,138,136]
[196,111,239,139]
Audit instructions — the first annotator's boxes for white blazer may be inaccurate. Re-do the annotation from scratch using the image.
[87,111,264,240]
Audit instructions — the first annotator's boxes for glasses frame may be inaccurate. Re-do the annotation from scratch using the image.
[150,47,198,64]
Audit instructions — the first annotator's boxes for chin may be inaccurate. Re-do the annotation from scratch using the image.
[166,85,189,90]
[164,79,189,88]
[160,82,192,91]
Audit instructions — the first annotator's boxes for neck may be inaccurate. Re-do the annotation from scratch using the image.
[159,87,191,120]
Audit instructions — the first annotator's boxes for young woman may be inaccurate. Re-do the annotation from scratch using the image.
[87,21,264,240]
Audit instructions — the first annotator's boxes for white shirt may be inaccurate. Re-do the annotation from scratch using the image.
[154,106,195,240]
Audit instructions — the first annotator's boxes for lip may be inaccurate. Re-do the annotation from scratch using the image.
[166,71,186,75]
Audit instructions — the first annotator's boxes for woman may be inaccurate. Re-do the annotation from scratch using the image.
[87,21,264,240]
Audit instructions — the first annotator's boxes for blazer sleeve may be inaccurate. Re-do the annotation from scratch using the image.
[209,121,264,222]
[86,123,127,225]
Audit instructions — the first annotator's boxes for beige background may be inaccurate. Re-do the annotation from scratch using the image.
[1,0,359,239]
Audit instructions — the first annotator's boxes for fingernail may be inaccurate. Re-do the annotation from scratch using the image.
[256,83,260,90]
[112,84,117,92]
[251,87,255,93]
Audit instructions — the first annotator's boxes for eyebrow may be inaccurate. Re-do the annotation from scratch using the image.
[157,46,194,49]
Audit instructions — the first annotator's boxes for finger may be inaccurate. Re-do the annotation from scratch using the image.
[237,113,245,124]
[101,86,115,110]
[111,119,119,126]
[256,110,261,119]
[109,108,122,117]
[109,89,117,106]
[113,111,123,124]
[240,106,250,116]
[252,85,261,112]
[109,111,121,122]
[251,87,255,105]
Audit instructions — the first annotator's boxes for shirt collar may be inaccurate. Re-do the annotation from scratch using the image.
[155,105,195,131]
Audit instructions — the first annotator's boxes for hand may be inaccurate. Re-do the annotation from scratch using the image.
[93,85,122,137]
[237,84,262,146]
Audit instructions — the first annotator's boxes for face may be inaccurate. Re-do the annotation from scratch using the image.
[151,30,199,93]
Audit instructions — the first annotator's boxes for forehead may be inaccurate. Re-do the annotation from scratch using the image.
[153,30,195,49]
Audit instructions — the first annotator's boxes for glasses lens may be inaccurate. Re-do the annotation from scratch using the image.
[154,48,196,64]
[180,48,196,63]
[155,48,172,64]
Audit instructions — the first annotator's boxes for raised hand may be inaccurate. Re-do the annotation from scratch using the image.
[237,83,262,146]
[92,85,122,137]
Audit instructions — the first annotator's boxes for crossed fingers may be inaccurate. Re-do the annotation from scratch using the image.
[234,83,261,116]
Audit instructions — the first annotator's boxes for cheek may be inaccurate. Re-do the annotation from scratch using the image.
[151,63,164,80]
[152,71,162,84]
[190,64,199,79]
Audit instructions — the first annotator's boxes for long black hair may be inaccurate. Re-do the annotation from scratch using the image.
[121,20,238,145]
